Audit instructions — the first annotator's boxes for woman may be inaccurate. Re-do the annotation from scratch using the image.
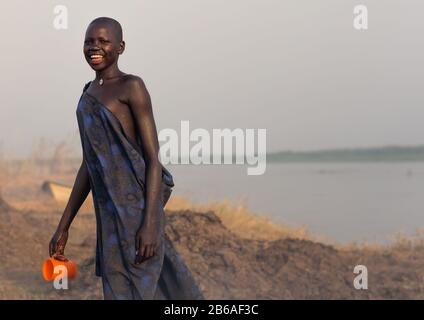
[49,16,203,300]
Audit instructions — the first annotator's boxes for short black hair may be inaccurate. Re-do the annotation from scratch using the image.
[88,17,123,42]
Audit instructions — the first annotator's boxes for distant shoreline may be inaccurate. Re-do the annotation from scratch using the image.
[268,145,424,163]
[5,144,424,164]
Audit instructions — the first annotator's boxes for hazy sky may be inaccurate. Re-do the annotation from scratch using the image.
[1,0,423,158]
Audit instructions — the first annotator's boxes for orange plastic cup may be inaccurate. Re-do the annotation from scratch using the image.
[42,255,77,281]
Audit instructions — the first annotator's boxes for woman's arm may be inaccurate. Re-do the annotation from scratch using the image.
[127,76,163,264]
[49,158,91,256]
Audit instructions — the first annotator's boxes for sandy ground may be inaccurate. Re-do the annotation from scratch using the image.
[0,168,424,299]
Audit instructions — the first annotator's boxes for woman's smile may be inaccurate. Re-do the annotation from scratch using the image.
[89,54,104,64]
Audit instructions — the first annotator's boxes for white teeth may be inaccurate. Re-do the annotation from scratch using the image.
[90,55,103,59]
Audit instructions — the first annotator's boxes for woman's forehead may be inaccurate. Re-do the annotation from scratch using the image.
[86,24,112,36]
[86,22,121,40]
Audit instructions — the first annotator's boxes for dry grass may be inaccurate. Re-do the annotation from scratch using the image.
[166,195,323,242]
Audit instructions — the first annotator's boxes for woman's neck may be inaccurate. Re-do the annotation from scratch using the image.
[95,65,122,81]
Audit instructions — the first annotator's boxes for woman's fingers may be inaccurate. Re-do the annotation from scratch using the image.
[49,241,54,257]
[136,243,147,264]
[148,244,155,257]
[140,244,156,263]
[146,244,156,259]
[135,238,158,264]
[49,237,59,257]
[57,238,65,254]
[143,246,149,262]
[57,244,65,256]
[144,245,151,258]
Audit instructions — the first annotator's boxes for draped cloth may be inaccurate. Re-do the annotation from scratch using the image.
[76,82,204,300]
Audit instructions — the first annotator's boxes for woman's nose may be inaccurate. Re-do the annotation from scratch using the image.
[89,40,101,48]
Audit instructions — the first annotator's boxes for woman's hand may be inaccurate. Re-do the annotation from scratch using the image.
[49,228,69,258]
[47,160,91,259]
[135,221,160,264]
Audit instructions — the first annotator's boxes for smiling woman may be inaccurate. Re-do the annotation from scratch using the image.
[83,17,124,74]
[48,16,204,300]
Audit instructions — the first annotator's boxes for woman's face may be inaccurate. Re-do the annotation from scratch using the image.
[83,22,124,71]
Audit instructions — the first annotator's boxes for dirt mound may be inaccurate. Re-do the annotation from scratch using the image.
[0,201,423,299]
[161,210,424,299]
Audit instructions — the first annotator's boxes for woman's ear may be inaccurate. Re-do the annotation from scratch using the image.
[118,40,125,55]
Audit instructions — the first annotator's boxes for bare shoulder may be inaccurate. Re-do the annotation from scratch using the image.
[123,74,149,97]
[122,74,152,114]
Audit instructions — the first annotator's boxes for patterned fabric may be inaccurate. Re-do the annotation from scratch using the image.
[76,82,204,300]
